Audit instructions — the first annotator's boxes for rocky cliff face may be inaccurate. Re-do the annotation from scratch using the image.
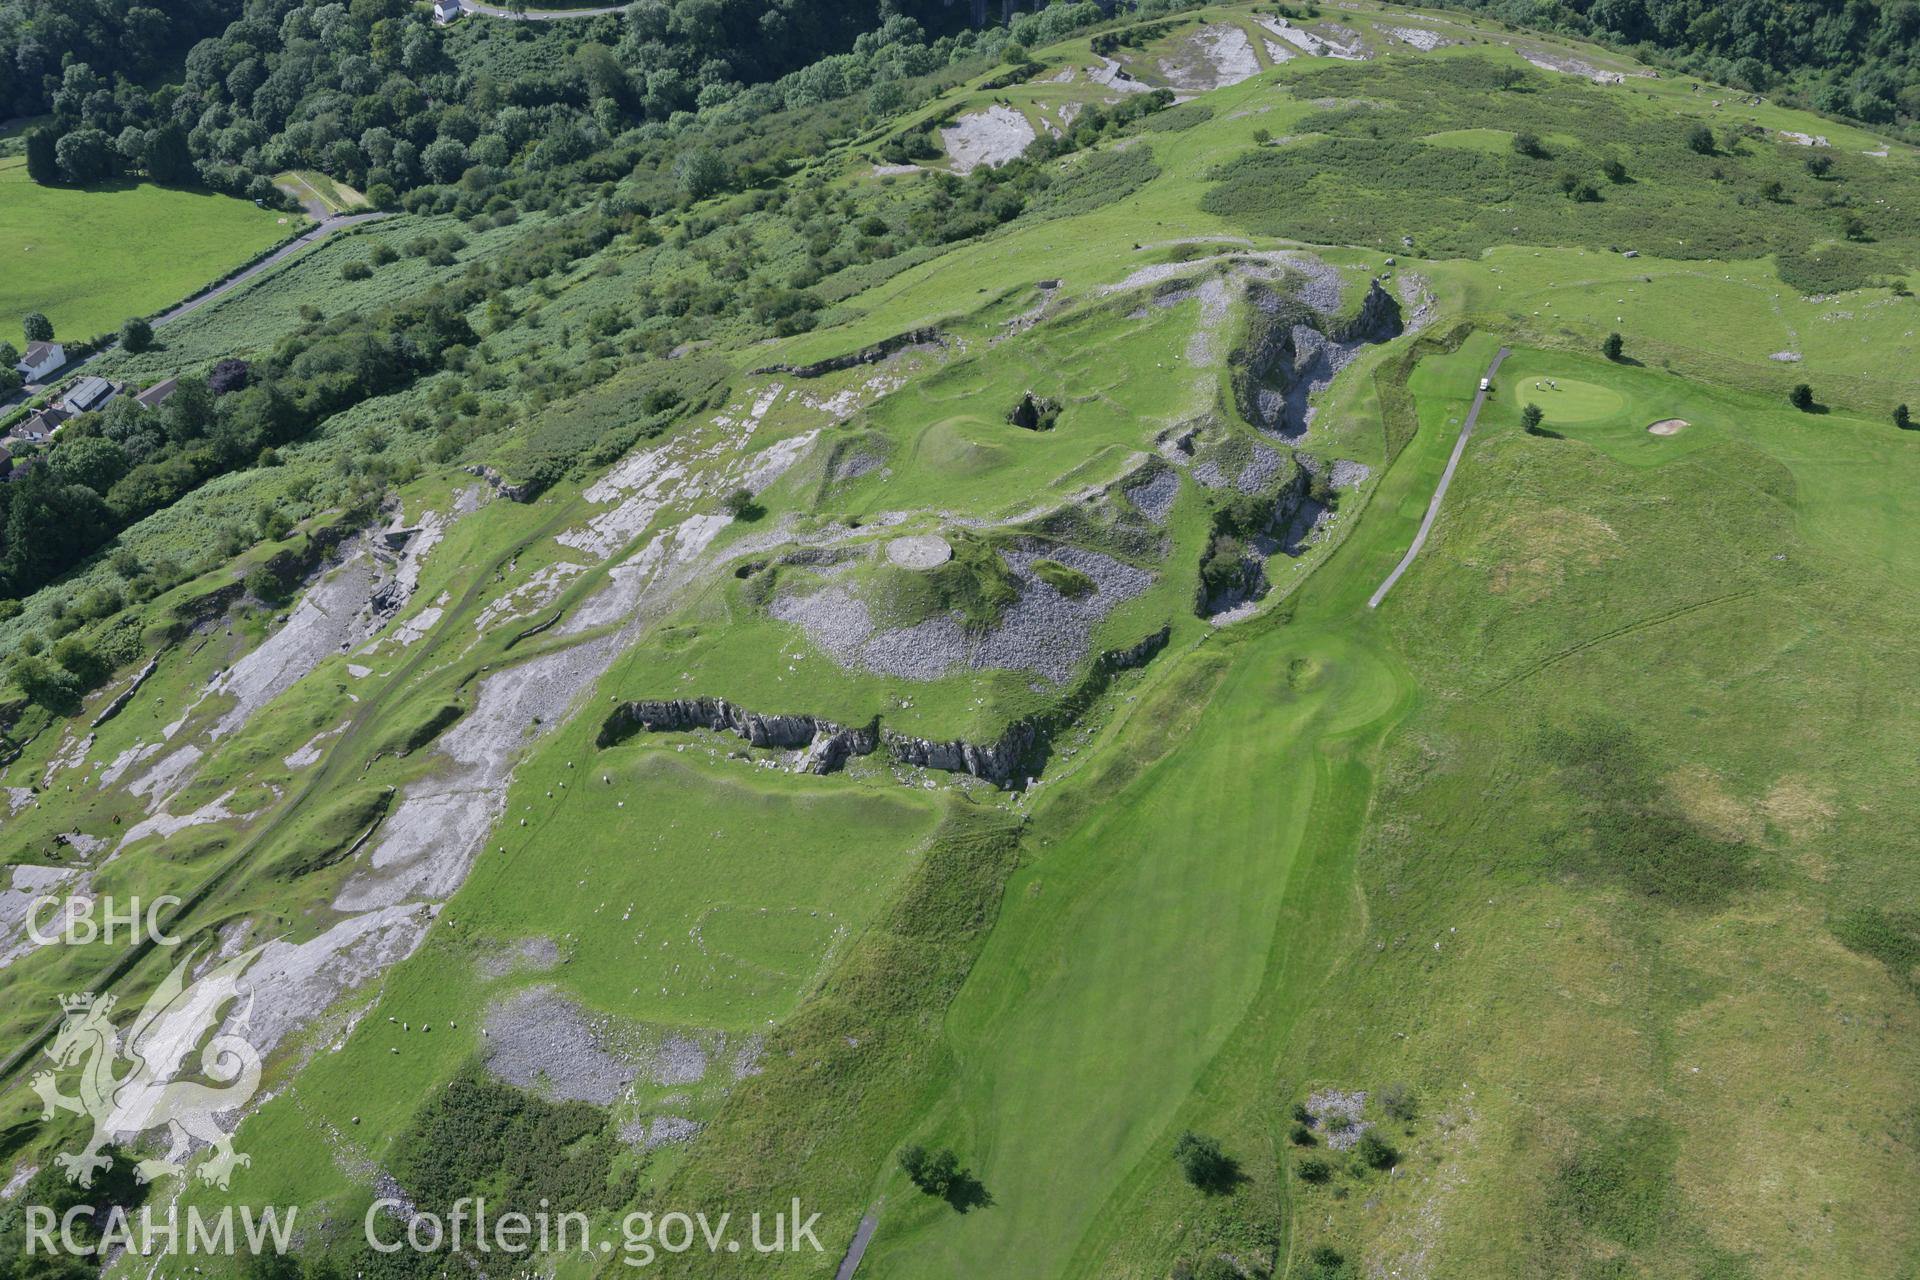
[596,626,1173,789]
[464,464,537,503]
[750,327,943,379]
[1328,279,1404,344]
[1233,279,1403,439]
[883,722,1038,786]
[598,698,879,776]
[1197,468,1312,620]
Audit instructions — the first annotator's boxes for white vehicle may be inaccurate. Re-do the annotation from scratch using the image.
[1478,377,1491,391]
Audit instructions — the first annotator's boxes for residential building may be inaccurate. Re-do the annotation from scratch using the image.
[16,341,64,381]
[134,377,180,410]
[60,375,119,415]
[10,407,67,443]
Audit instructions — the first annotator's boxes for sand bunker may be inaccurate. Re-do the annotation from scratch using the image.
[1647,418,1690,435]
[886,534,953,569]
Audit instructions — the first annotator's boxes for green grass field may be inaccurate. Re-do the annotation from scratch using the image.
[0,155,298,344]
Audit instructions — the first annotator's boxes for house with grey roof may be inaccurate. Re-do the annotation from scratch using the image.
[15,341,64,381]
[59,375,119,415]
[134,377,180,410]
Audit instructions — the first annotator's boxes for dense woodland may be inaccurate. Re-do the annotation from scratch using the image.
[1433,0,1920,124]
[5,0,1073,201]
[0,0,1185,694]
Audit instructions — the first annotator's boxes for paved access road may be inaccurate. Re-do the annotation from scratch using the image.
[159,210,390,325]
[2,212,389,418]
[1367,344,1511,609]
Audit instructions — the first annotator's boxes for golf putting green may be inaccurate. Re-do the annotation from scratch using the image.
[1519,376,1627,422]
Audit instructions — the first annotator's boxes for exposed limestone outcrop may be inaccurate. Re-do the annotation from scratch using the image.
[596,625,1173,788]
[1233,279,1402,438]
[166,521,357,631]
[1197,466,1312,620]
[750,327,943,379]
[597,697,879,776]
[464,464,537,503]
[1327,277,1404,344]
[883,722,1037,784]
[90,654,162,729]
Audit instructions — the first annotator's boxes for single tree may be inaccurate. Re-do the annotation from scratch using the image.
[1511,130,1544,158]
[1790,383,1815,411]
[1806,153,1834,178]
[1759,178,1784,202]
[1522,403,1545,433]
[1355,1129,1399,1170]
[145,124,193,184]
[672,148,729,202]
[245,563,286,602]
[1295,1155,1332,1184]
[1603,331,1624,361]
[25,127,59,184]
[51,438,129,492]
[897,1144,930,1185]
[1173,1131,1235,1192]
[120,317,153,353]
[922,1147,960,1197]
[1602,157,1627,183]
[1686,123,1715,155]
[899,1144,960,1198]
[23,313,53,344]
[1895,403,1912,430]
[55,128,114,184]
[208,358,252,395]
[722,487,757,519]
[1305,1245,1348,1278]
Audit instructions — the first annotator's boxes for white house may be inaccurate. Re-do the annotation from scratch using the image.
[16,341,64,381]
[432,0,462,24]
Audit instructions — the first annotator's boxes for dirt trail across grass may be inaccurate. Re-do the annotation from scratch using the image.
[1368,345,1509,609]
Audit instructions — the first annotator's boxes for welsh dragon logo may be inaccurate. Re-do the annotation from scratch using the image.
[32,944,267,1190]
